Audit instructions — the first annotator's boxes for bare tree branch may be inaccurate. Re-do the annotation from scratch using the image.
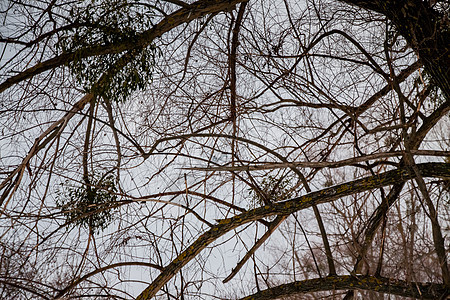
[238,275,448,300]
[136,162,450,299]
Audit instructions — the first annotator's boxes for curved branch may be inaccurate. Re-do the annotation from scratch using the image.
[54,262,163,299]
[0,0,247,207]
[0,93,93,208]
[136,162,450,299]
[238,275,448,300]
[0,0,246,94]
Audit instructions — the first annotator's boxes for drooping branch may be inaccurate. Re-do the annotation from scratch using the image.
[238,275,448,300]
[0,93,94,208]
[136,162,450,299]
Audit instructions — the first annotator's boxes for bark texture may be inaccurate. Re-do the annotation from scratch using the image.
[136,162,450,299]
[340,0,450,101]
[239,275,448,300]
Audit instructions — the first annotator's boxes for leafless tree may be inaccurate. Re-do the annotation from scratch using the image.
[0,0,448,299]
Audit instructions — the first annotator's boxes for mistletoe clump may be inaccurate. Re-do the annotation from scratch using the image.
[58,0,159,102]
[57,174,118,234]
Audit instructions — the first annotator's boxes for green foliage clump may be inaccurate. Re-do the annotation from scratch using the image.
[250,175,295,208]
[57,174,118,234]
[58,0,159,102]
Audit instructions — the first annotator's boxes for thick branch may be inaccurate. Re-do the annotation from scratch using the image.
[0,0,246,207]
[238,275,448,300]
[346,96,450,297]
[0,0,245,94]
[340,0,450,101]
[136,162,450,299]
